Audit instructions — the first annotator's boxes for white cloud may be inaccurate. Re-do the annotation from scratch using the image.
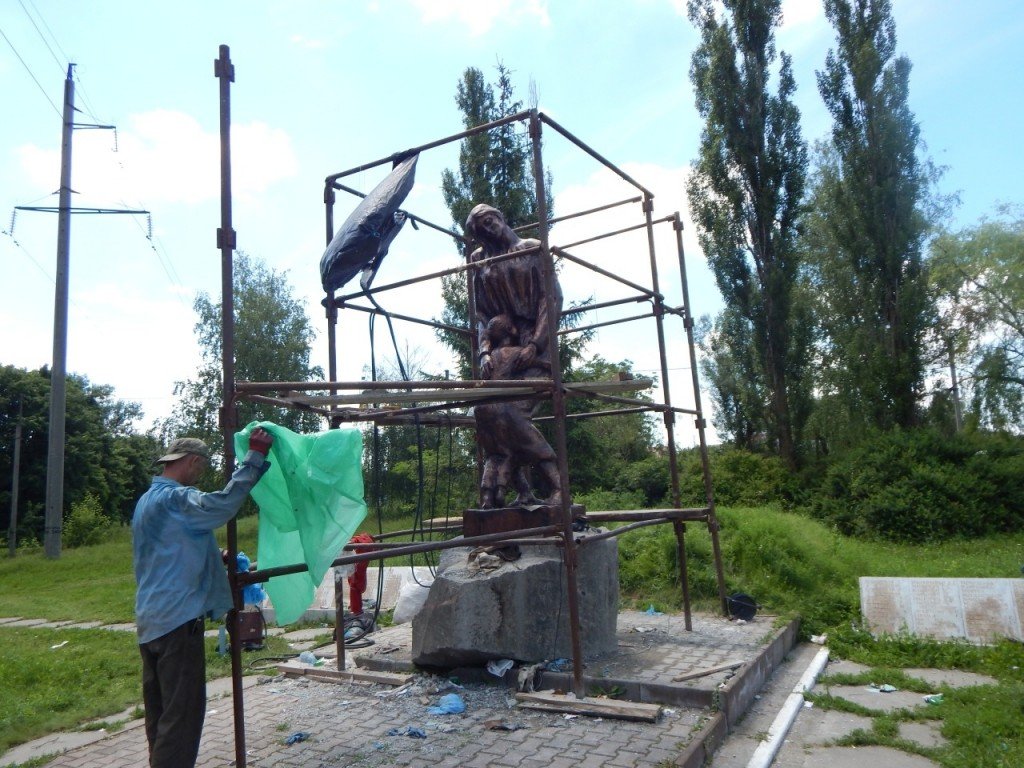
[65,282,201,425]
[16,111,298,208]
[548,162,722,445]
[409,0,550,37]
[290,34,327,50]
[780,0,823,29]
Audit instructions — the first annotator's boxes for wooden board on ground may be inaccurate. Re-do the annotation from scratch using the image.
[672,660,745,682]
[515,690,662,722]
[277,661,412,687]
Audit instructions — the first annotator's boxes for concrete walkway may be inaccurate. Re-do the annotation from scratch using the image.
[708,646,997,768]
[3,610,775,768]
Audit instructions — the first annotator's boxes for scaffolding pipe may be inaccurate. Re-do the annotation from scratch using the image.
[333,243,541,305]
[553,246,660,299]
[326,110,533,183]
[673,213,728,614]
[237,524,561,584]
[213,44,247,768]
[538,113,652,196]
[558,214,676,251]
[530,111,587,700]
[512,195,642,232]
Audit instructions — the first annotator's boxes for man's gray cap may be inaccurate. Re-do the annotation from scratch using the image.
[157,437,211,463]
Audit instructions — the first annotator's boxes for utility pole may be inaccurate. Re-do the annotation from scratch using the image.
[948,341,963,432]
[15,67,147,560]
[8,401,23,558]
[43,64,76,559]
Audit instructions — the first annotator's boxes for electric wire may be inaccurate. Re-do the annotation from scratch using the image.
[16,0,105,123]
[0,23,63,119]
[20,0,69,67]
[17,0,63,75]
[3,219,53,282]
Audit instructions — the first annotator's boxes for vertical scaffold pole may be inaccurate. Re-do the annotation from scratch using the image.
[673,213,727,615]
[641,194,692,628]
[529,111,586,699]
[214,44,247,768]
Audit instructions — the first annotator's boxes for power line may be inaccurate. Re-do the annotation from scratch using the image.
[0,23,62,119]
[21,0,69,64]
[17,0,64,75]
[3,217,54,282]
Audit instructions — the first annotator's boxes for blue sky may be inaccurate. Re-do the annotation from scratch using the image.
[2,0,1022,445]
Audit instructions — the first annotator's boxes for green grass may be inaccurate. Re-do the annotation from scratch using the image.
[806,634,1024,768]
[617,505,1024,635]
[0,624,303,754]
[0,627,141,753]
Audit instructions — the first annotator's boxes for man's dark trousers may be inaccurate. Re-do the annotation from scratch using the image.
[140,618,206,768]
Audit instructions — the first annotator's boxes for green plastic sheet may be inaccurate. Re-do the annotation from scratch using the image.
[234,421,367,625]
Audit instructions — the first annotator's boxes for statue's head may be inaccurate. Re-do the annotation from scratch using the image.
[465,204,507,243]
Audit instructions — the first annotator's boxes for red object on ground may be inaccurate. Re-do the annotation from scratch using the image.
[347,533,376,615]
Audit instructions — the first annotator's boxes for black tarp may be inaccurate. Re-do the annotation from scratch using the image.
[320,153,418,293]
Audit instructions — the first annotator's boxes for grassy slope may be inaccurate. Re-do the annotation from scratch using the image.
[618,505,1024,634]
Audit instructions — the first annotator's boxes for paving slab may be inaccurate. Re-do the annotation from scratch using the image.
[821,685,930,713]
[3,617,48,627]
[0,616,23,625]
[899,720,947,748]
[96,623,136,632]
[774,744,941,767]
[824,659,998,690]
[357,609,775,706]
[279,627,336,642]
[823,658,870,676]
[0,726,115,766]
[902,667,998,689]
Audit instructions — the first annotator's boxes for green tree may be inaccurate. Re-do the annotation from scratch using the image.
[158,252,323,456]
[437,63,553,377]
[560,356,660,498]
[696,310,767,450]
[686,0,810,467]
[929,206,1024,431]
[810,0,934,434]
[0,365,159,545]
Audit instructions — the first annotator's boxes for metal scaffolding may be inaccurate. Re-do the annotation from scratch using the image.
[213,45,726,768]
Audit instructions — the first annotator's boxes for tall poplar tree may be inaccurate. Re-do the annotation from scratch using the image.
[437,63,551,376]
[811,0,932,432]
[687,0,810,467]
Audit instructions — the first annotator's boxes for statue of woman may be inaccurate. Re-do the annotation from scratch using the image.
[464,204,563,508]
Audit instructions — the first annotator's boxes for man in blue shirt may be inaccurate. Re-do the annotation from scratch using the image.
[132,429,273,768]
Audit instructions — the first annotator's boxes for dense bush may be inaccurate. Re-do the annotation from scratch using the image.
[677,446,791,507]
[64,494,114,548]
[806,428,1024,543]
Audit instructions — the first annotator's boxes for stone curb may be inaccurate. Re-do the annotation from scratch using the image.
[675,618,800,768]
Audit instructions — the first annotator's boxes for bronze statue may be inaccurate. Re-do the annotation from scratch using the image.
[465,204,563,508]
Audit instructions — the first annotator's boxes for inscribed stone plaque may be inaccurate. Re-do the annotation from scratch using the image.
[860,578,1024,644]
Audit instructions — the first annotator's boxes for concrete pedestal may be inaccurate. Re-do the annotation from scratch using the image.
[411,530,619,667]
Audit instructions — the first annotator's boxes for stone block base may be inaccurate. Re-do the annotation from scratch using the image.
[411,530,618,667]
